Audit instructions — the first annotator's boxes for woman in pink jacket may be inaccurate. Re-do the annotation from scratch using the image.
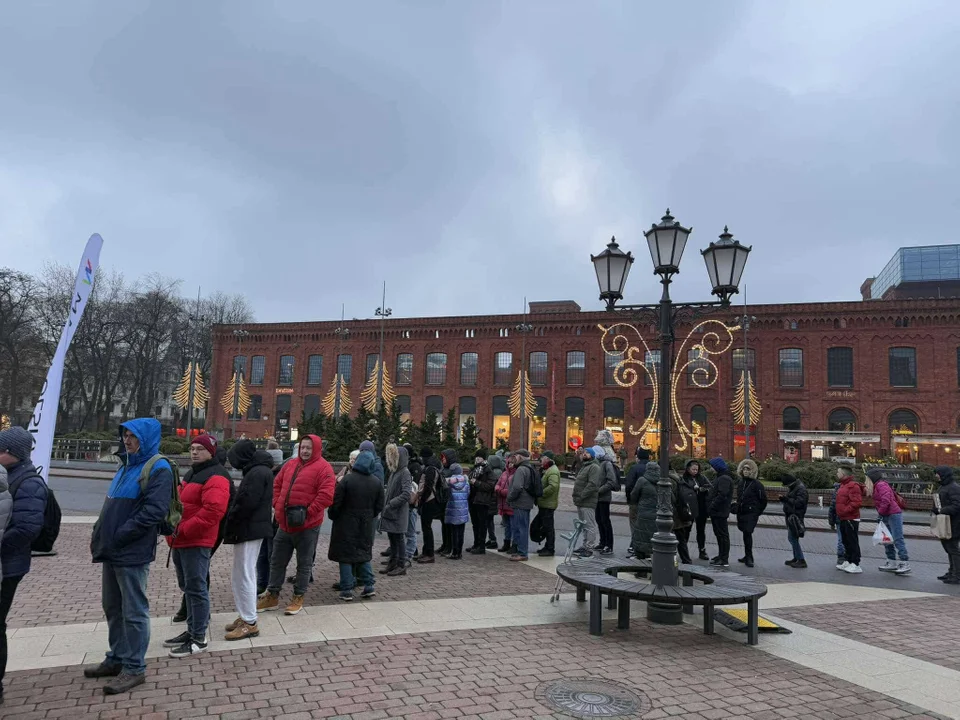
[495,455,516,554]
[866,469,910,575]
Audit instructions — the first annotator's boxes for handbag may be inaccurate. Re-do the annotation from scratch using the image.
[787,513,806,538]
[283,466,308,528]
[932,494,952,540]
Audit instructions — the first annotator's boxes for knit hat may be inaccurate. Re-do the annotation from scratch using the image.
[584,448,596,459]
[780,473,797,486]
[866,468,884,482]
[0,427,32,462]
[542,451,555,461]
[359,440,376,453]
[191,434,218,457]
[708,457,728,475]
[515,448,531,458]
[421,447,434,459]
[636,447,650,461]
[591,445,606,461]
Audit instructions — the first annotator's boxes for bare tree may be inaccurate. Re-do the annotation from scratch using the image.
[0,269,45,424]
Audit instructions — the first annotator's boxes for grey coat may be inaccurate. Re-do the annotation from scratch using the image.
[630,462,661,555]
[0,467,11,579]
[380,445,412,534]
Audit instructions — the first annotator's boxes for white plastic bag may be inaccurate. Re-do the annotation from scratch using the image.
[873,519,893,546]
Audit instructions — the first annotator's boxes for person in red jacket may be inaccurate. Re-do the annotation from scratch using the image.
[257,434,335,616]
[162,435,231,658]
[835,466,865,574]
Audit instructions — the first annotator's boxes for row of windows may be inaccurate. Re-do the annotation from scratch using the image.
[233,346,939,390]
[781,406,924,433]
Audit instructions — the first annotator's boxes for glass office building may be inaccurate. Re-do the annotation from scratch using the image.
[871,245,960,299]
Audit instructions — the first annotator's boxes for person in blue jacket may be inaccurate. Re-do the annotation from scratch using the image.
[83,419,173,696]
[0,427,48,708]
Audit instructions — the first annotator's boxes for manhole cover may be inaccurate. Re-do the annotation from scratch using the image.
[536,677,651,718]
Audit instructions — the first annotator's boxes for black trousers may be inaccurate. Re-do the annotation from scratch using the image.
[487,514,497,543]
[675,526,692,564]
[742,530,754,560]
[420,500,443,557]
[440,521,452,553]
[839,520,861,566]
[388,532,406,567]
[470,504,490,548]
[538,508,556,551]
[450,524,466,555]
[696,497,709,550]
[711,517,730,562]
[0,574,24,696]
[595,502,614,550]
[941,538,960,575]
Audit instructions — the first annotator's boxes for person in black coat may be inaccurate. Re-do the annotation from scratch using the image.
[684,460,711,560]
[780,473,809,568]
[934,466,960,584]
[623,448,649,554]
[734,459,766,568]
[328,451,385,600]
[675,469,699,564]
[223,440,275,639]
[707,458,733,567]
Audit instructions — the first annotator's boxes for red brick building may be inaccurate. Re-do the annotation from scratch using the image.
[210,295,960,466]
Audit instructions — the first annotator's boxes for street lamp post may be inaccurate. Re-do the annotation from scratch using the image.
[334,306,350,419]
[591,210,751,625]
[516,312,534,448]
[231,328,249,438]
[736,304,758,460]
[374,282,393,412]
[186,288,206,439]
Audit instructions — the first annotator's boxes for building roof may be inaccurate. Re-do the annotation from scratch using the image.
[868,245,960,299]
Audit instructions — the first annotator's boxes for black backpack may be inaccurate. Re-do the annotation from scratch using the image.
[602,460,622,492]
[431,467,450,504]
[524,462,544,498]
[11,474,62,553]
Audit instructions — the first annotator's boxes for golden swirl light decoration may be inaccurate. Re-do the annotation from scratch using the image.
[360,360,396,412]
[598,318,740,453]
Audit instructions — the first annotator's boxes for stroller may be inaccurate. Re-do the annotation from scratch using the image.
[550,518,587,603]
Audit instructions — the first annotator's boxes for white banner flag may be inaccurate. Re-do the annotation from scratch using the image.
[27,233,104,483]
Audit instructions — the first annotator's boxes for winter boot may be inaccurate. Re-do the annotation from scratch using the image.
[498,541,512,553]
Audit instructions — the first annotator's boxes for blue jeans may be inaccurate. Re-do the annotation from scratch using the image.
[102,563,151,675]
[880,513,909,561]
[512,508,530,557]
[836,527,845,559]
[787,527,804,561]
[173,547,212,641]
[406,507,419,558]
[338,562,375,592]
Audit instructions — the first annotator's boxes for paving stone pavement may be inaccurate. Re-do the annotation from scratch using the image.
[8,524,565,628]
[1,619,951,720]
[772,595,960,673]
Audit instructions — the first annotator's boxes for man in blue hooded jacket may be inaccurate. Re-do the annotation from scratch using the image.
[84,419,173,695]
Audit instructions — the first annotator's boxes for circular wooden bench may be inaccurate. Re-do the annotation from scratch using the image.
[556,556,768,645]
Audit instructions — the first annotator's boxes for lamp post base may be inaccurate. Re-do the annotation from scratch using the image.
[646,602,684,625]
[648,530,682,625]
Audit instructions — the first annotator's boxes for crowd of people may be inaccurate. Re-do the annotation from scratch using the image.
[0,419,958,702]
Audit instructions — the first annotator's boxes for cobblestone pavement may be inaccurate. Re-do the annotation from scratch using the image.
[772,595,960,673]
[1,619,950,720]
[9,524,563,628]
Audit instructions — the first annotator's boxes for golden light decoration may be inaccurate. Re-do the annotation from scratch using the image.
[0,415,9,431]
[172,362,208,410]
[219,370,251,417]
[508,370,536,419]
[598,318,740,453]
[321,374,352,416]
[360,360,396,412]
[730,370,762,425]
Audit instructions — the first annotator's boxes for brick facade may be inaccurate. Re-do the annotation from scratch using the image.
[210,297,960,464]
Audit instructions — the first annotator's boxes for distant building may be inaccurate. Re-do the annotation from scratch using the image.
[863,245,960,300]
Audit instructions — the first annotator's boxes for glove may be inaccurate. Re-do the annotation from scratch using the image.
[932,507,940,515]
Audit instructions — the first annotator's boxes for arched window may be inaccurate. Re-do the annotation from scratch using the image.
[303,394,320,419]
[690,405,707,458]
[888,408,919,434]
[890,408,920,463]
[828,408,857,432]
[782,406,801,430]
[691,405,708,428]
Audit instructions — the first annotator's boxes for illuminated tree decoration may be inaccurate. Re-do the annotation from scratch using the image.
[729,370,762,425]
[173,362,208,410]
[598,318,740,452]
[219,370,251,416]
[0,415,9,431]
[360,359,396,412]
[321,374,352,416]
[508,370,536,419]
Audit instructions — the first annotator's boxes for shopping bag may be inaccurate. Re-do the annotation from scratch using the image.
[931,514,952,540]
[872,520,893,546]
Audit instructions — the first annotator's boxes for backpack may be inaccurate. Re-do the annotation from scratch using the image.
[430,467,450,505]
[524,462,544,498]
[601,460,621,492]
[10,473,62,554]
[139,454,182,537]
[530,511,546,543]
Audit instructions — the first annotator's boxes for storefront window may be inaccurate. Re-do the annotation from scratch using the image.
[529,397,547,454]
[275,395,291,440]
[564,397,585,453]
[458,396,477,440]
[889,408,920,463]
[493,395,510,448]
[603,398,625,449]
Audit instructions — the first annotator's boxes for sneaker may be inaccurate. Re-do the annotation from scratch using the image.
[103,672,145,695]
[225,620,259,641]
[387,566,407,576]
[709,558,729,567]
[538,548,555,557]
[894,562,912,575]
[162,631,191,648]
[257,591,280,612]
[224,616,244,632]
[83,661,122,679]
[509,555,528,562]
[360,587,376,599]
[339,592,354,602]
[791,560,808,569]
[744,558,755,568]
[878,560,897,572]
[573,548,593,558]
[836,561,850,571]
[784,559,797,567]
[416,555,435,564]
[844,564,863,574]
[938,571,952,580]
[737,557,748,564]
[168,638,208,658]
[498,543,511,553]
[627,545,635,555]
[485,540,498,549]
[698,550,709,561]
[944,576,960,585]
[284,595,304,615]
[599,547,614,556]
[380,549,392,557]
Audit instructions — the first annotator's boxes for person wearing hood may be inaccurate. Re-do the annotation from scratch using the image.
[380,444,413,575]
[329,451,385,600]
[866,468,910,575]
[779,473,808,569]
[933,466,960,584]
[684,460,711,561]
[506,448,538,561]
[404,443,422,561]
[495,456,517,553]
[835,466,865,574]
[85,419,173,696]
[221,440,275,640]
[624,447,650,555]
[630,462,660,559]
[706,458,733,567]
[572,447,601,558]
[674,466,699,564]
[162,434,231,659]
[536,451,561,556]
[257,434,335,616]
[444,460,470,559]
[734,459,766,568]
[416,448,445,563]
[467,453,497,554]
[592,442,619,556]
[359,440,385,483]
[438,448,459,555]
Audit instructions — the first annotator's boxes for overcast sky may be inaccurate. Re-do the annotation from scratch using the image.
[2,1,959,323]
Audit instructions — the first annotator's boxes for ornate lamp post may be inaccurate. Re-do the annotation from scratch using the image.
[590,210,751,625]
